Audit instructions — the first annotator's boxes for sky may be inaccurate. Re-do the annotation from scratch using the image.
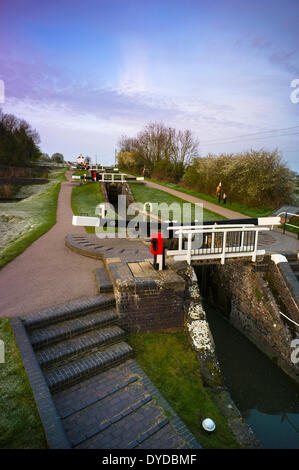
[1,0,299,171]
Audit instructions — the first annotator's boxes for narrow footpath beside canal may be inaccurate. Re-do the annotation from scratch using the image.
[202,301,299,449]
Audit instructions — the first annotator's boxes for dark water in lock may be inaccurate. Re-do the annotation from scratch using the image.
[203,300,299,449]
[0,198,24,203]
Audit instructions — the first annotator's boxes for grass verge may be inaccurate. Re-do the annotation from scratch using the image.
[120,169,273,218]
[127,331,240,449]
[71,181,104,233]
[72,169,89,177]
[0,169,67,270]
[0,319,47,448]
[129,183,225,222]
[279,216,299,235]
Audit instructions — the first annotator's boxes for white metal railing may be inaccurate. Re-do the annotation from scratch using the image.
[90,167,119,172]
[277,211,299,237]
[166,224,270,265]
[72,174,144,183]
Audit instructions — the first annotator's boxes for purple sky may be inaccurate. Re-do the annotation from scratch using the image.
[1,0,299,171]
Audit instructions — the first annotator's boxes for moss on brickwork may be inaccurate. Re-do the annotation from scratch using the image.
[254,288,262,302]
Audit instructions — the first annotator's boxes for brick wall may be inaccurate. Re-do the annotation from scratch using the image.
[201,260,299,385]
[267,261,299,325]
[114,277,185,333]
[121,182,135,207]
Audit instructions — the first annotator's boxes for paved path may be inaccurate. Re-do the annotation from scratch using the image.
[0,172,101,317]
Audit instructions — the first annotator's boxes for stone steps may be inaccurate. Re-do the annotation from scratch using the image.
[71,395,153,448]
[29,309,119,351]
[22,294,115,331]
[17,290,200,448]
[45,342,134,393]
[36,326,125,369]
[52,360,196,449]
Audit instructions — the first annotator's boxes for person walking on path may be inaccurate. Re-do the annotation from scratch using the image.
[223,192,227,204]
[216,182,222,203]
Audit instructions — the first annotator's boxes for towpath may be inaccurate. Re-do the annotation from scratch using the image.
[0,171,101,317]
[144,179,248,219]
[142,179,299,250]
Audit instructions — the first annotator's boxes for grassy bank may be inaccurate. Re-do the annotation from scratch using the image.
[0,319,47,448]
[128,331,239,449]
[149,180,273,218]
[280,216,299,235]
[72,169,89,177]
[0,169,67,270]
[129,183,225,222]
[71,181,104,233]
[120,169,273,218]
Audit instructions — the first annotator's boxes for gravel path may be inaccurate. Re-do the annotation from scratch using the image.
[0,172,101,317]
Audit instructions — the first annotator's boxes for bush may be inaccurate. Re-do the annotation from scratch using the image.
[181,150,295,208]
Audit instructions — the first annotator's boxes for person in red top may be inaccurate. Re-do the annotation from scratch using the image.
[216,182,221,203]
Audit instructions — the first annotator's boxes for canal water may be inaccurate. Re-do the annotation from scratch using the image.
[203,301,299,449]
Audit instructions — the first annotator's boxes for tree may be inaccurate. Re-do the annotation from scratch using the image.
[0,108,41,166]
[182,149,295,208]
[117,122,199,181]
[51,153,64,163]
[40,153,51,161]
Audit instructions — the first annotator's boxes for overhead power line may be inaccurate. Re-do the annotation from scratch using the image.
[200,131,299,147]
[200,126,299,147]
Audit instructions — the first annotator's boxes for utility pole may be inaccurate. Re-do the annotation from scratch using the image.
[115,149,117,167]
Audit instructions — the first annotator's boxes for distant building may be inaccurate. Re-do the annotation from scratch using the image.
[77,154,84,165]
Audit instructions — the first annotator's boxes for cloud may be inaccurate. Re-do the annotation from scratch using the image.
[0,53,252,133]
[251,36,271,49]
[246,35,299,75]
[269,49,299,75]
[1,52,297,169]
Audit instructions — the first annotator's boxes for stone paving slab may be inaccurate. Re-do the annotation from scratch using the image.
[258,230,299,253]
[128,261,160,278]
